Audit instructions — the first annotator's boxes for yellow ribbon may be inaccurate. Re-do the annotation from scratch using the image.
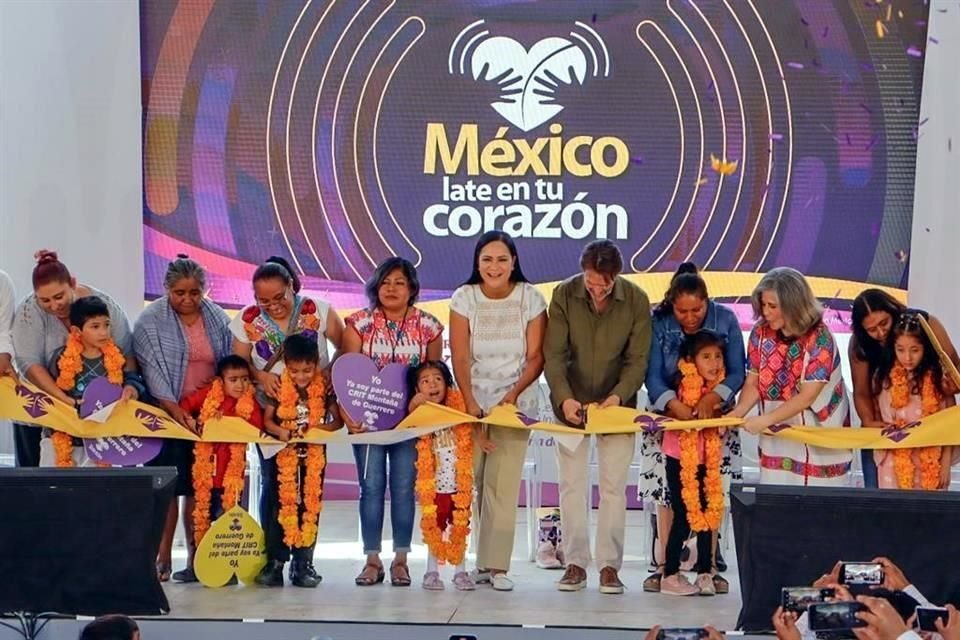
[3,377,958,450]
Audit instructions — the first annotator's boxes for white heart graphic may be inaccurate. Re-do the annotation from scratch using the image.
[470,36,588,132]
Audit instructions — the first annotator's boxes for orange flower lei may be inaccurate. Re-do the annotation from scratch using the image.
[676,360,725,532]
[889,364,942,490]
[52,329,125,468]
[275,370,327,548]
[192,380,257,545]
[415,388,474,565]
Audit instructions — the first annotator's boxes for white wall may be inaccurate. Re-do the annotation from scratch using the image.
[0,0,143,318]
[909,1,960,336]
[0,0,142,458]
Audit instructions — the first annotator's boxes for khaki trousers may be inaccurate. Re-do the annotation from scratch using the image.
[474,425,530,572]
[557,433,636,571]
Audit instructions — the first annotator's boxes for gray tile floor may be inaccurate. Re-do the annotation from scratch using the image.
[161,502,742,629]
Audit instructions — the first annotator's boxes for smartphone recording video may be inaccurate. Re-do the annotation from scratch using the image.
[840,562,884,586]
[781,587,836,613]
[915,607,949,632]
[808,602,868,631]
[656,628,708,640]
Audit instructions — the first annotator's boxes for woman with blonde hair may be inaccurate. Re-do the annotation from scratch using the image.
[729,267,851,486]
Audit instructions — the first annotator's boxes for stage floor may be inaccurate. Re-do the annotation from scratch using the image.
[158,502,743,630]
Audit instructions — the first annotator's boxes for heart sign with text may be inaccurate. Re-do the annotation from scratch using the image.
[194,505,267,587]
[332,353,409,431]
[78,377,122,420]
[79,377,162,465]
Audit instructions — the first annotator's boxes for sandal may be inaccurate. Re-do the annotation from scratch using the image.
[643,572,662,593]
[712,574,729,595]
[354,562,385,586]
[156,560,172,583]
[390,562,412,587]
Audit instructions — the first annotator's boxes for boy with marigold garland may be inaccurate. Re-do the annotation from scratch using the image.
[175,355,263,583]
[408,360,475,591]
[46,296,144,467]
[256,334,341,588]
[660,330,727,597]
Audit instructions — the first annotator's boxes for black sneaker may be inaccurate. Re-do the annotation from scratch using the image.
[255,560,285,587]
[172,566,198,583]
[290,560,321,588]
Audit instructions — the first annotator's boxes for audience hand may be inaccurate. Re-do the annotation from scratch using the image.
[772,608,801,640]
[703,625,725,640]
[872,557,910,592]
[813,562,843,588]
[643,626,661,640]
[854,595,909,640]
[935,604,960,640]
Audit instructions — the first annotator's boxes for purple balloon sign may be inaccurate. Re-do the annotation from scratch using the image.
[78,377,122,419]
[84,436,163,466]
[332,353,409,431]
[79,377,162,465]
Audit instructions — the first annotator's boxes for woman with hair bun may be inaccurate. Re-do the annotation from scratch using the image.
[639,262,744,594]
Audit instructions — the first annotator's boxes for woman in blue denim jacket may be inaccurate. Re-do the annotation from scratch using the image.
[639,262,745,593]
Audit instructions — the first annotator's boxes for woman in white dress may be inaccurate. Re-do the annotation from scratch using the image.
[449,231,547,591]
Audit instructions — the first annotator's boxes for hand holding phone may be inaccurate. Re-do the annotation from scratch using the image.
[916,607,949,632]
[781,587,837,613]
[656,628,709,640]
[808,602,869,631]
[839,562,885,586]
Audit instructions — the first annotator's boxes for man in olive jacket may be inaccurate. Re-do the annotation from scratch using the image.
[544,240,651,595]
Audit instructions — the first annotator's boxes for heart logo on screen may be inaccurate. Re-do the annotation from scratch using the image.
[194,505,267,588]
[450,22,610,132]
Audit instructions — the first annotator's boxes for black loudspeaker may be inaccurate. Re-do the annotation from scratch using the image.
[731,483,960,631]
[0,467,176,615]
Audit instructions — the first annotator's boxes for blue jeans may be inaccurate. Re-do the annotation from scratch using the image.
[860,449,878,488]
[353,440,417,554]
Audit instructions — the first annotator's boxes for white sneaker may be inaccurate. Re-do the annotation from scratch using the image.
[695,573,716,596]
[660,573,700,596]
[491,573,515,591]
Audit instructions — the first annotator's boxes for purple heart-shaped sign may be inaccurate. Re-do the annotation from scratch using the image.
[79,377,123,419]
[332,353,409,431]
[83,436,163,466]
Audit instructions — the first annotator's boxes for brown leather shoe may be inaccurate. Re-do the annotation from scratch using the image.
[557,564,587,591]
[599,566,625,594]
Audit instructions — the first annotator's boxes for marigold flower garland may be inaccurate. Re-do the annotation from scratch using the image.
[275,370,326,548]
[415,388,474,565]
[889,364,942,490]
[676,360,725,532]
[192,379,257,545]
[53,329,125,468]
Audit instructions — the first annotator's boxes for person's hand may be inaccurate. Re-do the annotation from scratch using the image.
[696,392,724,420]
[476,430,496,454]
[941,375,960,397]
[599,394,621,409]
[498,389,519,407]
[666,399,695,421]
[408,392,429,412]
[813,562,843,588]
[742,415,770,435]
[258,371,281,399]
[185,416,199,434]
[939,461,953,490]
[0,354,18,382]
[935,604,960,640]
[340,404,365,434]
[465,398,483,418]
[772,608,801,640]
[872,557,910,592]
[274,427,291,442]
[855,595,909,640]
[561,398,583,426]
[168,405,196,431]
[704,625,725,640]
[121,385,138,403]
[643,626,661,640]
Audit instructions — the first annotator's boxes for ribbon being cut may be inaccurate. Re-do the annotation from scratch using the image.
[3,377,960,451]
